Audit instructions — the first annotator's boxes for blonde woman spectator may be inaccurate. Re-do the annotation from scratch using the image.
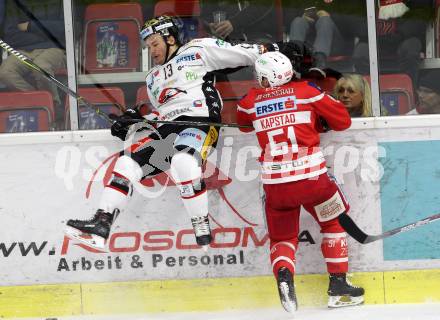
[334,74,372,117]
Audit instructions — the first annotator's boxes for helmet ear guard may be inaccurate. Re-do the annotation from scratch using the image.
[255,52,294,88]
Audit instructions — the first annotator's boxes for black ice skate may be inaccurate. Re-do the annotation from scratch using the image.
[191,215,212,248]
[327,273,365,308]
[64,209,117,250]
[277,267,298,313]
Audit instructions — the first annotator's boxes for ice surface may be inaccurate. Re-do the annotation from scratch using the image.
[17,303,440,320]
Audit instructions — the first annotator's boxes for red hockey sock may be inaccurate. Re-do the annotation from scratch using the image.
[270,240,297,278]
[321,232,348,274]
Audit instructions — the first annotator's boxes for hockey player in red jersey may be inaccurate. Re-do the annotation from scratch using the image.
[237,51,365,312]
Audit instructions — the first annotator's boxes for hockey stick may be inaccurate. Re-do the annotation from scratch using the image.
[0,38,114,124]
[12,0,125,111]
[338,212,440,244]
[0,39,252,129]
[120,117,252,128]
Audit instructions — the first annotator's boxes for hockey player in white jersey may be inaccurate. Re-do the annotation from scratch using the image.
[65,15,285,250]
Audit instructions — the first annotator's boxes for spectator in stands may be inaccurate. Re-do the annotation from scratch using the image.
[409,70,440,114]
[141,0,156,21]
[0,0,66,126]
[200,0,279,81]
[0,0,4,32]
[353,0,434,87]
[200,0,279,43]
[286,0,367,69]
[334,73,373,117]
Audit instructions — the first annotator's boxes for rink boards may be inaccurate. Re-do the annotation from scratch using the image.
[1,116,440,317]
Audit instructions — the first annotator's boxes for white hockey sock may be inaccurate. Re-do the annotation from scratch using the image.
[170,152,208,218]
[179,181,208,217]
[99,182,130,213]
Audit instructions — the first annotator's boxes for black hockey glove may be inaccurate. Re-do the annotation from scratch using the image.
[109,108,143,141]
[265,40,314,77]
[276,41,304,59]
[318,117,331,133]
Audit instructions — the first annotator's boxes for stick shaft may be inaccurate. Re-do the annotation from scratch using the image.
[123,118,252,128]
[380,213,440,239]
[338,212,440,244]
[0,39,113,123]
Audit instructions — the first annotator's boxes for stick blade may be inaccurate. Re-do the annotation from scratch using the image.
[338,214,368,244]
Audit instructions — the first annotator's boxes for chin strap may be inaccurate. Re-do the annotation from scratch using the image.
[164,36,171,63]
[162,36,180,64]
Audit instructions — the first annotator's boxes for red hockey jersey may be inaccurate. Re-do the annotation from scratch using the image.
[237,81,351,184]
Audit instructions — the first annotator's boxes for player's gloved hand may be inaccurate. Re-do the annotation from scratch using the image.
[318,116,331,133]
[265,41,305,59]
[277,41,303,58]
[110,119,129,141]
[120,108,143,123]
[109,108,143,141]
[264,41,314,77]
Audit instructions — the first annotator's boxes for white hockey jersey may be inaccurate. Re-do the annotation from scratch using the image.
[145,38,266,122]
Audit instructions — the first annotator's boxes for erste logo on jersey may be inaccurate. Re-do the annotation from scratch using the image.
[255,96,297,117]
[176,53,202,64]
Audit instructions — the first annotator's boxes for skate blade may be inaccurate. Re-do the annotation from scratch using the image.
[279,283,298,313]
[64,226,107,250]
[281,299,297,313]
[328,295,364,308]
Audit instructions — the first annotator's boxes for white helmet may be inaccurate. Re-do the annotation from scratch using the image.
[255,51,294,87]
